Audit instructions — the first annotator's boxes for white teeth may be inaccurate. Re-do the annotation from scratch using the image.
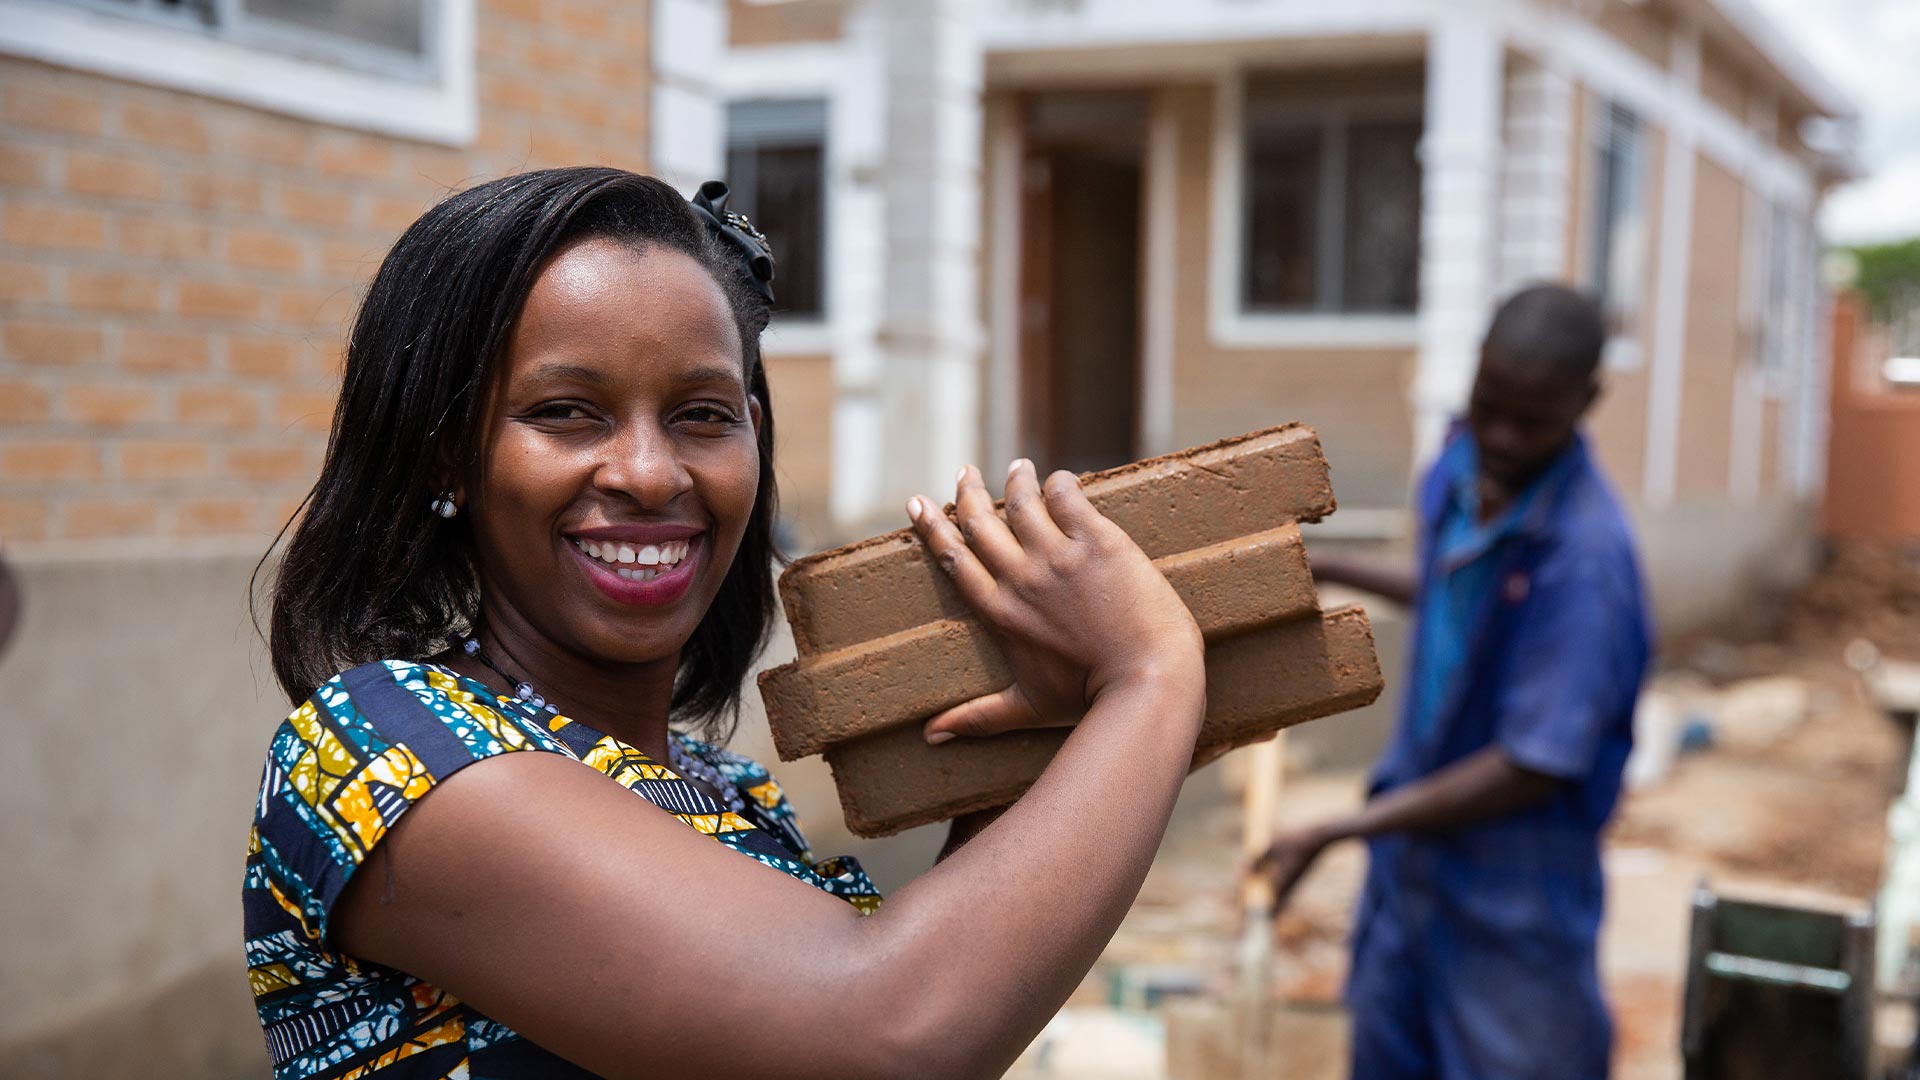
[573,536,693,573]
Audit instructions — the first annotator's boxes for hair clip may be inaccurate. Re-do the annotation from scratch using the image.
[690,180,776,305]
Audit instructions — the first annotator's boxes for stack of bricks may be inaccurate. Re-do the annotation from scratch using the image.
[759,424,1385,837]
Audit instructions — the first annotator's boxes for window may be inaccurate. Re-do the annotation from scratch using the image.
[1242,103,1421,314]
[726,99,828,321]
[1587,102,1649,335]
[48,0,432,78]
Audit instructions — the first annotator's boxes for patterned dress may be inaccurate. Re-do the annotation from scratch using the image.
[243,660,882,1078]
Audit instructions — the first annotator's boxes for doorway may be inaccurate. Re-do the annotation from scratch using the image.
[1018,92,1146,475]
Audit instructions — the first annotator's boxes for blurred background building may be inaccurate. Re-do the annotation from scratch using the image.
[0,0,1910,1076]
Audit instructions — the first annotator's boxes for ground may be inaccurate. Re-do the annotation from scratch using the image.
[1008,637,1905,1078]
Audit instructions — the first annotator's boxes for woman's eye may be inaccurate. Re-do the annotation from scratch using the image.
[678,404,741,425]
[528,402,593,422]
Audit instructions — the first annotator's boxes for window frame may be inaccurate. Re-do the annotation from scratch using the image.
[725,95,831,330]
[1581,95,1652,370]
[0,0,474,145]
[1209,70,1423,351]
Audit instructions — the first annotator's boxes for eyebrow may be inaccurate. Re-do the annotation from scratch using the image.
[519,361,746,389]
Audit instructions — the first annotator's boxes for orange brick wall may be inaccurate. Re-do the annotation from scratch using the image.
[0,0,652,549]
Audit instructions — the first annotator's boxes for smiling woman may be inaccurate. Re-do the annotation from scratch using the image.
[244,167,1209,1079]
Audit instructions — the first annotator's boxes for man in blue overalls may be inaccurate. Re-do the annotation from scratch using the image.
[1257,284,1653,1079]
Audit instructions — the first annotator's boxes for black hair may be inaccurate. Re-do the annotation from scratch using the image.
[1481,283,1607,385]
[254,167,779,740]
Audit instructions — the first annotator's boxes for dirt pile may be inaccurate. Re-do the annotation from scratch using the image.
[1783,541,1920,659]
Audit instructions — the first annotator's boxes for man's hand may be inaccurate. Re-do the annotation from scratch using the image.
[1252,825,1333,910]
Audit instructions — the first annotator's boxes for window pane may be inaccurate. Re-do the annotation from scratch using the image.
[241,0,424,55]
[1591,104,1646,329]
[1342,119,1421,312]
[1244,124,1323,310]
[727,143,825,319]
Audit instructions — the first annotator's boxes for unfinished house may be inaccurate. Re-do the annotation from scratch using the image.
[721,0,1855,635]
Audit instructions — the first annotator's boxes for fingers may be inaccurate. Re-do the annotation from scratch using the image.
[907,494,1000,612]
[952,465,1025,576]
[1002,458,1066,551]
[1041,469,1107,540]
[923,684,1065,744]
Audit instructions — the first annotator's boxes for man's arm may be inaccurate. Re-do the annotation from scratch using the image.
[1255,746,1560,904]
[1308,549,1418,608]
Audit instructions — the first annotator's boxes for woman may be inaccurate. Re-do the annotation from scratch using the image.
[245,167,1206,1078]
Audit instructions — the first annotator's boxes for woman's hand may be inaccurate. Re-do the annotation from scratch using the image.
[907,459,1204,742]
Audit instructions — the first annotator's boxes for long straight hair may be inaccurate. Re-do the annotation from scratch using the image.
[256,168,779,739]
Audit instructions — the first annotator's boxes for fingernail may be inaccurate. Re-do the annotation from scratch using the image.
[1008,458,1029,477]
[925,730,955,746]
[956,465,969,485]
[906,496,924,521]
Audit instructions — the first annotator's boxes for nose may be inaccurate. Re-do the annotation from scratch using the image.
[594,420,693,510]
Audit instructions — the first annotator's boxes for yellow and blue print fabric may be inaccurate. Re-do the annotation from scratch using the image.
[243,660,881,1078]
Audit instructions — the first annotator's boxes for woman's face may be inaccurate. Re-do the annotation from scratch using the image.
[467,237,760,669]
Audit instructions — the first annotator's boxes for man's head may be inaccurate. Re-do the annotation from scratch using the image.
[1467,284,1606,497]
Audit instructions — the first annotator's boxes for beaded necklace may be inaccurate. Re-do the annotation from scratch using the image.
[458,636,748,815]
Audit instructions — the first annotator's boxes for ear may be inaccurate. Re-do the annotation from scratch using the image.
[748,394,763,439]
[1574,375,1602,419]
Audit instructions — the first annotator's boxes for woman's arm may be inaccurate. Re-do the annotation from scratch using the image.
[335,461,1206,1079]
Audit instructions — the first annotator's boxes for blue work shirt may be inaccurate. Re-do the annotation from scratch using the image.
[1347,427,1653,1080]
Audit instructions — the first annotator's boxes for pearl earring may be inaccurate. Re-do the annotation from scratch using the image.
[430,492,459,518]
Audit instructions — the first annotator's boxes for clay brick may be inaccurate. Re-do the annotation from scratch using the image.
[178,279,264,321]
[119,216,214,260]
[122,329,210,372]
[227,445,311,483]
[277,183,355,228]
[315,137,396,182]
[120,103,213,154]
[178,385,261,428]
[4,320,104,366]
[777,425,1336,655]
[824,607,1382,837]
[0,143,51,187]
[275,285,356,327]
[177,498,255,537]
[120,440,208,481]
[274,390,336,433]
[760,424,1383,838]
[65,382,157,426]
[368,196,426,235]
[3,86,105,136]
[226,336,297,379]
[0,261,52,304]
[0,380,51,423]
[762,525,1318,760]
[65,152,171,202]
[182,172,264,213]
[0,500,49,543]
[231,124,310,169]
[65,499,158,539]
[67,270,165,314]
[2,440,100,482]
[3,202,108,251]
[224,227,307,274]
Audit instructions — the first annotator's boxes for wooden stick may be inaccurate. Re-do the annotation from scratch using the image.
[1236,733,1284,1077]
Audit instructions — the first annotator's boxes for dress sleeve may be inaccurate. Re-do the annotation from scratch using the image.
[248,661,552,945]
[1493,546,1649,782]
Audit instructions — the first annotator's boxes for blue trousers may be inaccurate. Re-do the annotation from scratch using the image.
[1346,845,1612,1079]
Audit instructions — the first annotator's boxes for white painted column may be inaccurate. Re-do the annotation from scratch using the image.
[873,0,985,512]
[1139,91,1179,458]
[1497,53,1575,294]
[829,3,891,527]
[649,0,727,193]
[1411,6,1506,468]
[1642,22,1702,508]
